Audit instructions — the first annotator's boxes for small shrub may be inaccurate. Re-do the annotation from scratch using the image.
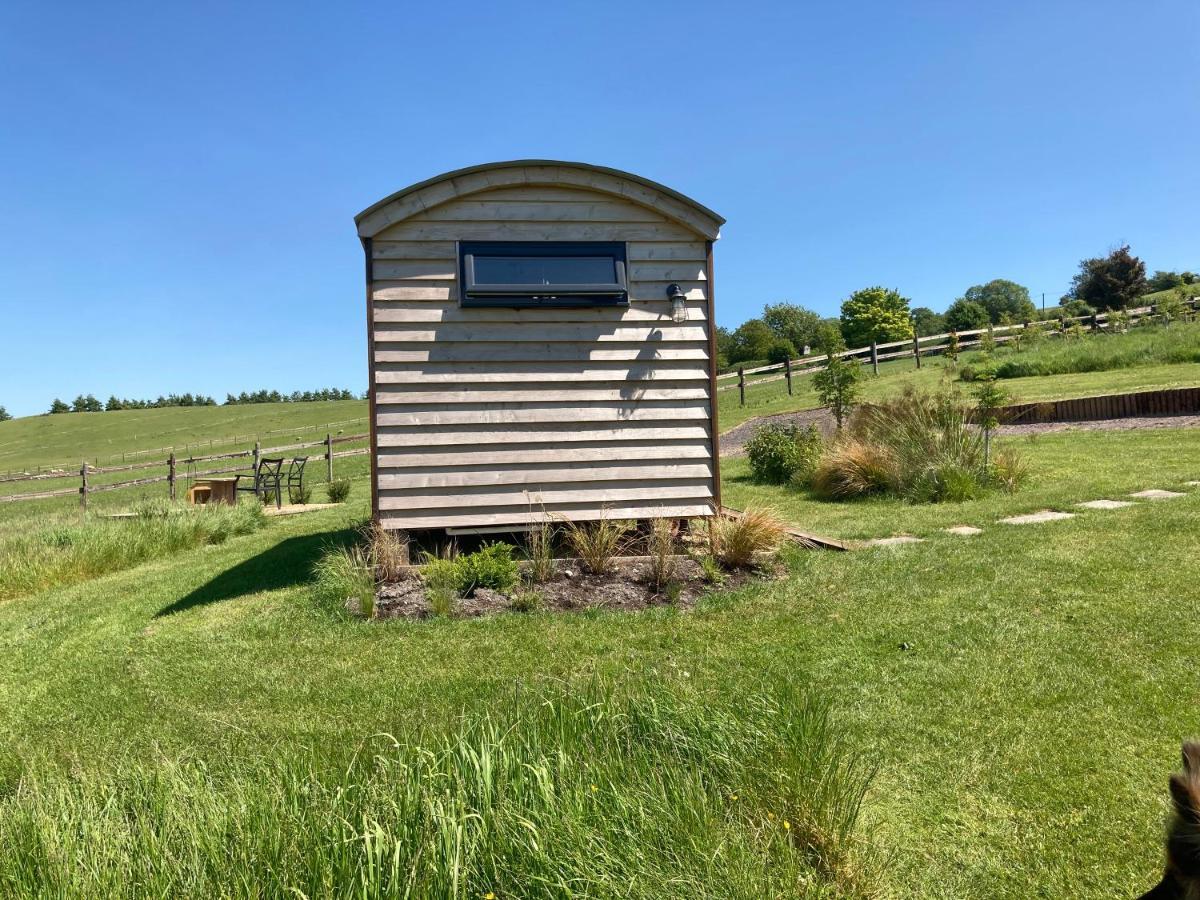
[326,480,351,503]
[811,439,898,500]
[509,591,542,613]
[524,519,557,583]
[563,515,634,575]
[745,423,824,486]
[290,484,313,505]
[664,581,683,605]
[456,542,519,594]
[419,550,459,616]
[812,355,862,429]
[711,508,786,569]
[646,517,679,591]
[699,554,725,585]
[1157,289,1187,325]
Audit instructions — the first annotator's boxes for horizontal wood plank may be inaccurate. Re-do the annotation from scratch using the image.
[378,462,713,490]
[627,241,707,262]
[373,323,707,343]
[374,385,710,404]
[376,440,712,468]
[379,502,714,530]
[376,424,711,447]
[375,403,710,427]
[373,221,700,242]
[413,200,667,223]
[372,361,710,383]
[378,480,714,511]
[371,300,707,324]
[372,343,709,362]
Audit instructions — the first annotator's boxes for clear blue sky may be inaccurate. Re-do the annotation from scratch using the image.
[1,0,1197,417]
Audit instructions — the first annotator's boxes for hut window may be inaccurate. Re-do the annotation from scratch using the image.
[459,242,628,308]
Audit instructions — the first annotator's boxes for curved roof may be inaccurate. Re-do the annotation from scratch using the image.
[354,159,725,240]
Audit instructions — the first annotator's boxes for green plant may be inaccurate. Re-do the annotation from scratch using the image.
[524,518,557,583]
[812,355,862,429]
[991,446,1029,493]
[563,514,633,575]
[711,508,786,569]
[810,438,898,500]
[1105,308,1130,334]
[699,553,725,585]
[419,550,460,616]
[973,374,1009,468]
[361,521,409,582]
[839,286,913,347]
[509,590,542,613]
[979,326,996,355]
[944,331,960,364]
[1157,289,1187,325]
[664,581,683,605]
[745,423,824,485]
[646,517,680,591]
[290,484,313,505]
[455,542,519,595]
[326,480,351,503]
[312,544,376,618]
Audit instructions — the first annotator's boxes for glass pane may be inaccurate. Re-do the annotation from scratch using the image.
[474,255,616,286]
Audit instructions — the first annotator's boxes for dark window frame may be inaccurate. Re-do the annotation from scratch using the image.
[458,241,629,308]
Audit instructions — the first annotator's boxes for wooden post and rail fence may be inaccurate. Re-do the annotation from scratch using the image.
[0,433,370,508]
[717,296,1200,406]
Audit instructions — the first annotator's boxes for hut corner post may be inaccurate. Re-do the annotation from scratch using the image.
[706,239,722,512]
[364,236,380,527]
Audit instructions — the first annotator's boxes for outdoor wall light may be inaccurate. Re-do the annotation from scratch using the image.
[666,283,688,323]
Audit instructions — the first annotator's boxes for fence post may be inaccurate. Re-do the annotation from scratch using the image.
[870,341,879,375]
[326,433,334,481]
[784,356,793,395]
[253,441,261,474]
[1091,313,1100,332]
[79,461,88,512]
[168,452,176,501]
[912,333,921,369]
[737,367,745,407]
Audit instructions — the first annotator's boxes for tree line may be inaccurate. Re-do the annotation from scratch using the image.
[717,246,1195,370]
[44,387,361,416]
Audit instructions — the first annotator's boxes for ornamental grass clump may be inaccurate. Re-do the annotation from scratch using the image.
[711,507,787,569]
[646,516,680,591]
[563,514,634,575]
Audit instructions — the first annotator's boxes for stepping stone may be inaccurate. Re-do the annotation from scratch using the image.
[1076,499,1134,510]
[864,535,924,547]
[944,525,983,536]
[1000,510,1075,525]
[1185,481,1200,487]
[1129,489,1185,500]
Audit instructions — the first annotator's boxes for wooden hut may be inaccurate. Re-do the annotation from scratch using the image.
[354,160,725,533]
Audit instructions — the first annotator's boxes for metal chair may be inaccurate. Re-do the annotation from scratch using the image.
[286,456,308,504]
[235,457,284,509]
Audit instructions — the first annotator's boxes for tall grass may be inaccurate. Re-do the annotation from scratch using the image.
[0,500,267,600]
[0,678,875,899]
[964,320,1200,380]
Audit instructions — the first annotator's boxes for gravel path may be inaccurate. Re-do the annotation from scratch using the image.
[721,409,1200,456]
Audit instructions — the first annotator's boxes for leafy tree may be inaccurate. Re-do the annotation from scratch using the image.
[49,398,70,414]
[944,298,989,331]
[973,373,1009,468]
[1148,270,1183,292]
[105,395,124,411]
[1181,272,1197,285]
[911,307,946,337]
[762,303,822,353]
[812,355,862,429]
[1046,298,1094,321]
[839,286,913,348]
[1069,245,1147,310]
[766,339,798,365]
[0,406,11,422]
[1156,288,1187,325]
[72,394,102,413]
[728,319,774,363]
[961,279,1036,324]
[812,318,846,354]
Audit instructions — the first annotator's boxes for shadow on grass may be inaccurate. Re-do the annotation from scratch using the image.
[156,527,357,617]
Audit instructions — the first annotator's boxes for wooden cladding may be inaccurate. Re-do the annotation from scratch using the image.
[358,163,721,531]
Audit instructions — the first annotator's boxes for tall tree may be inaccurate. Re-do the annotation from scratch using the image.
[961,279,1036,324]
[49,398,70,414]
[728,319,774,363]
[839,286,913,348]
[1147,270,1183,293]
[944,298,990,331]
[762,302,822,352]
[911,307,947,337]
[1070,245,1147,310]
[0,406,11,422]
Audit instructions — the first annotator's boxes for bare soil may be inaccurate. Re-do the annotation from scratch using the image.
[373,557,772,621]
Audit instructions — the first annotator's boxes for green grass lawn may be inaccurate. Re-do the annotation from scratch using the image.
[1,427,1198,896]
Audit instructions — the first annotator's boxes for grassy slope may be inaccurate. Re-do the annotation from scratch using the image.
[0,428,1198,897]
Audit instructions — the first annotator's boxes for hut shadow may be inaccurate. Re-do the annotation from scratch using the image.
[156,526,357,617]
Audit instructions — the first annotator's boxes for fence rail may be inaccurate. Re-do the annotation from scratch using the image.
[717,298,1197,406]
[0,433,371,508]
